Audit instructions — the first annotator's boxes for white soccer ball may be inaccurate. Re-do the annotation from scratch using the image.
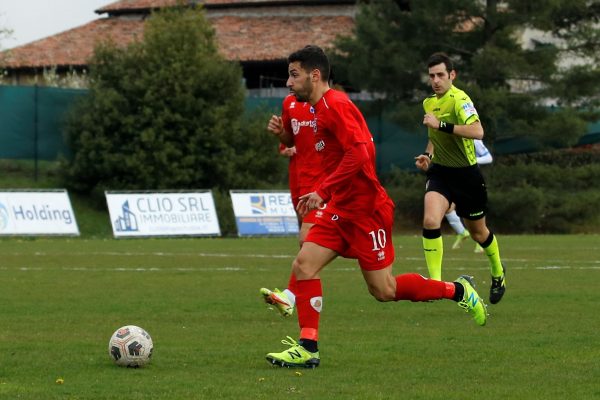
[108,325,154,367]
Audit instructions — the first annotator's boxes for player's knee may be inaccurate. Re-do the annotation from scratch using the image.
[422,214,441,230]
[292,257,319,280]
[469,228,490,243]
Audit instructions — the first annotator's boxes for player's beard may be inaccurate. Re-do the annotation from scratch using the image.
[292,78,313,103]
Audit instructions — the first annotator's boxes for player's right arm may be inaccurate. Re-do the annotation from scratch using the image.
[415,140,434,171]
[267,115,294,147]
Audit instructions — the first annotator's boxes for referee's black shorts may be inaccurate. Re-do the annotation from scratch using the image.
[425,163,487,220]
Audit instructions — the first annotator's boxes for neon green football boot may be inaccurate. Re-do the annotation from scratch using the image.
[266,336,320,368]
[452,230,470,249]
[454,275,488,326]
[260,287,294,317]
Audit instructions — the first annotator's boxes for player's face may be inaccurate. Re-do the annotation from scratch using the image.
[287,61,313,103]
[428,63,455,96]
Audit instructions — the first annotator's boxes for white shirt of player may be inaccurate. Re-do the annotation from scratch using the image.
[474,139,492,165]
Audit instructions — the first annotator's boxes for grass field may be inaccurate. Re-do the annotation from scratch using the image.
[0,234,598,399]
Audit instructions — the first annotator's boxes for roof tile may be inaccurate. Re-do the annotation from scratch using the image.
[2,3,355,68]
[3,18,145,68]
[213,15,353,61]
[97,0,336,13]
[97,0,180,13]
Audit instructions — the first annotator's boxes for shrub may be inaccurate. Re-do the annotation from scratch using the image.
[61,6,286,201]
[383,149,600,233]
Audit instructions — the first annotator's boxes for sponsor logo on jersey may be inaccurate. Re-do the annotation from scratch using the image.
[291,118,317,135]
[315,140,325,152]
[462,102,478,118]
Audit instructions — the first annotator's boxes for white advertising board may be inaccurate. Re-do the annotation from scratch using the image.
[106,191,221,237]
[0,190,79,235]
[230,190,298,236]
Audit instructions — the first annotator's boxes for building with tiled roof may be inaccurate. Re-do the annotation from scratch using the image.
[1,0,357,90]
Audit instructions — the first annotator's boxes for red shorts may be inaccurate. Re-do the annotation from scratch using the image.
[302,209,318,224]
[304,201,395,271]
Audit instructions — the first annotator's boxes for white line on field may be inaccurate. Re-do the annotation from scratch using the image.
[1,266,246,272]
[25,251,294,258]
[8,252,600,265]
[1,265,599,272]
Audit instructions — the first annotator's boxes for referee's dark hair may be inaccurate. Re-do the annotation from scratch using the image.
[288,45,331,82]
[427,52,454,73]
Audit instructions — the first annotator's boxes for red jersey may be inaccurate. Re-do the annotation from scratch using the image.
[280,95,322,201]
[313,89,392,218]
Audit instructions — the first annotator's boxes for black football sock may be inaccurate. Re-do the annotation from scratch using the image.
[452,282,464,302]
[298,338,318,353]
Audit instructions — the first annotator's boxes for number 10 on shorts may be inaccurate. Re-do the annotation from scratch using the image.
[369,229,387,251]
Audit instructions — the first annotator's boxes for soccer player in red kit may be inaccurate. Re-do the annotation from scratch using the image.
[260,95,323,317]
[264,45,488,369]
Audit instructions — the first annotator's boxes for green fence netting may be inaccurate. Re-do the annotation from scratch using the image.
[1,86,598,173]
[0,85,86,160]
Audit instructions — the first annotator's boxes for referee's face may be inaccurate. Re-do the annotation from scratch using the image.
[287,61,313,103]
[428,63,456,97]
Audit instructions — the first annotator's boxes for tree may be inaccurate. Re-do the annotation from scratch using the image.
[0,15,11,47]
[0,21,12,74]
[62,5,286,195]
[332,0,600,148]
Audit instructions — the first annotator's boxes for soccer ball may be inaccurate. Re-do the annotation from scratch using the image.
[108,325,153,367]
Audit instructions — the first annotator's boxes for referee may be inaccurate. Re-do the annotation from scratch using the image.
[414,52,506,304]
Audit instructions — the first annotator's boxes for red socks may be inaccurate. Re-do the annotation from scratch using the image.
[394,273,455,302]
[287,273,298,294]
[294,274,454,341]
[296,279,322,341]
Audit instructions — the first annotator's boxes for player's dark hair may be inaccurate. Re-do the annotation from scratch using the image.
[288,45,331,82]
[427,52,454,73]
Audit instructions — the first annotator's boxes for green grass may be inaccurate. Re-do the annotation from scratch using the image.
[0,234,598,399]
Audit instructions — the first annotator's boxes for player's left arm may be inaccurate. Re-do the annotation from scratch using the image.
[315,102,371,203]
[453,97,484,139]
[423,95,484,139]
[316,141,369,203]
[297,141,368,215]
[423,114,483,139]
[453,119,484,139]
